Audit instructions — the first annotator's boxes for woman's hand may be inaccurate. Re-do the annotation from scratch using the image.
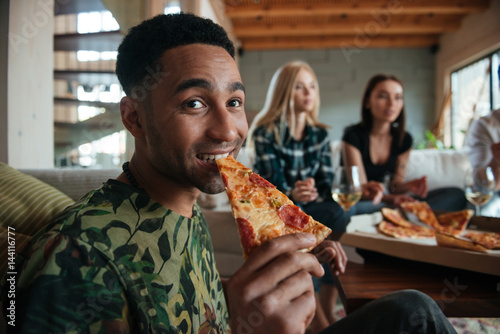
[361,181,384,204]
[406,176,428,198]
[311,239,347,276]
[383,193,416,207]
[292,177,318,203]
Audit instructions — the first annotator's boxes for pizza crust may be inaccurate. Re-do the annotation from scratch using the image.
[436,209,474,236]
[435,232,489,253]
[377,220,435,239]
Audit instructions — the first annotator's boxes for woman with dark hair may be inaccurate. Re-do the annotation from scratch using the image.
[342,74,466,214]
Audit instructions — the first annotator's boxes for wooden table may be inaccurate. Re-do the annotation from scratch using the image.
[334,252,500,317]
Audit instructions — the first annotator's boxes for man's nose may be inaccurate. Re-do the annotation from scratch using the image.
[206,106,239,142]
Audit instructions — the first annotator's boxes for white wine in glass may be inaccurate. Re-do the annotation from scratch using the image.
[332,166,362,211]
[464,166,495,216]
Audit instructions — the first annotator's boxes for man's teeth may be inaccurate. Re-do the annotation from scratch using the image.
[198,152,229,163]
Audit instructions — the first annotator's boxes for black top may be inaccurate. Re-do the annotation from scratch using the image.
[342,123,412,183]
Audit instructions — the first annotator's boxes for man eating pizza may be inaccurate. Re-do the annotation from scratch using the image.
[2,13,457,334]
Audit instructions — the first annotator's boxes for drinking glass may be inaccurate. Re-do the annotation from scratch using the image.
[464,166,495,216]
[332,166,362,211]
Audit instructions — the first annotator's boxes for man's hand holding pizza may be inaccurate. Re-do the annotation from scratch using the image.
[217,156,345,332]
[225,233,325,334]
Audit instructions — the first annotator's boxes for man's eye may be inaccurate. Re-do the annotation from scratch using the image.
[228,99,242,108]
[185,100,204,109]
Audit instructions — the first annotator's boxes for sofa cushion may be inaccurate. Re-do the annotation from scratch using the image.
[202,209,244,277]
[19,168,121,201]
[405,149,470,191]
[0,162,74,236]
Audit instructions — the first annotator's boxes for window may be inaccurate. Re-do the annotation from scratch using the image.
[164,1,181,14]
[78,131,127,168]
[449,50,500,149]
[77,11,119,33]
[55,10,125,169]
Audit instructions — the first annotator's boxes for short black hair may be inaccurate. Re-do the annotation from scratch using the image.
[116,13,235,97]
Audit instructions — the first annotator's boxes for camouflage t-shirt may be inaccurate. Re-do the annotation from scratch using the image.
[10,180,229,333]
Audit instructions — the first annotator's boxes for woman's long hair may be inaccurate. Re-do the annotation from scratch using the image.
[247,61,328,149]
[360,74,406,145]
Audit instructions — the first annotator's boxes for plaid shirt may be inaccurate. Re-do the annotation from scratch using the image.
[252,123,334,202]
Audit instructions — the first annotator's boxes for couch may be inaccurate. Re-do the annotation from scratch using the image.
[0,145,471,278]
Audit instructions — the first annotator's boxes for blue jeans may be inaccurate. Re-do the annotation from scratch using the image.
[300,200,349,291]
[351,187,467,215]
[301,200,349,233]
[320,290,457,333]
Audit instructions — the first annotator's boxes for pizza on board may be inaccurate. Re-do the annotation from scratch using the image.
[381,208,412,227]
[436,209,474,236]
[463,231,500,250]
[377,220,435,239]
[216,155,332,259]
[435,232,490,253]
[400,201,442,231]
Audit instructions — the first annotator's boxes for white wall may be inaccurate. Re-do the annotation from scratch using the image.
[436,0,500,118]
[3,0,54,168]
[0,0,9,163]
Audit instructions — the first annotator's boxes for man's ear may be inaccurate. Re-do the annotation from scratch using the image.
[120,96,145,138]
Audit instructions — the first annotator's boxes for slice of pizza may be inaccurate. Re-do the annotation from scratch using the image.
[400,201,442,231]
[377,220,435,239]
[436,209,474,236]
[435,232,489,253]
[381,208,412,227]
[216,155,331,259]
[463,231,500,249]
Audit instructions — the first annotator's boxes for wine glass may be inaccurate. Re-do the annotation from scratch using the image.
[464,166,495,216]
[332,166,362,211]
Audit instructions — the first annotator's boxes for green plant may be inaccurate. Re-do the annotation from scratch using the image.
[416,130,445,149]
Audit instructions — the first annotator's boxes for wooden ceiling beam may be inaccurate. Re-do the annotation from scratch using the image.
[225,0,490,18]
[239,34,440,50]
[233,20,461,38]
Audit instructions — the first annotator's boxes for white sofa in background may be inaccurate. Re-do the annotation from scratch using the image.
[240,141,471,192]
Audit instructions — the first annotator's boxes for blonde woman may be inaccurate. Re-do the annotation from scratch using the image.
[248,61,348,329]
[248,60,349,232]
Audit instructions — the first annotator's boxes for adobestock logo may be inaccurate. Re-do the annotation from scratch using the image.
[130,64,168,102]
[435,276,467,312]
[340,0,406,64]
[8,0,75,54]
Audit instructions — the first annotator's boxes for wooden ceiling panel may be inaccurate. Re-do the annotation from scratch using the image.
[225,0,490,50]
[239,34,440,50]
